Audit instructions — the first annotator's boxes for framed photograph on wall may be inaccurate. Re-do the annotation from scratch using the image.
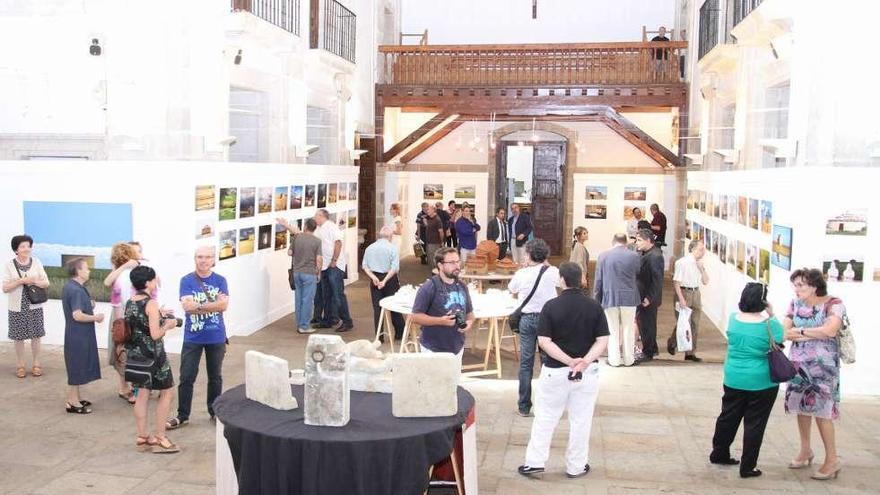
[455,185,476,199]
[737,197,748,227]
[759,249,770,285]
[424,183,444,200]
[195,185,215,211]
[274,224,288,251]
[195,219,214,240]
[726,238,735,265]
[736,241,746,273]
[238,227,255,255]
[746,244,758,279]
[258,187,273,214]
[728,196,737,224]
[328,183,338,204]
[623,186,647,201]
[687,189,695,210]
[274,186,288,211]
[825,209,867,236]
[239,187,255,219]
[304,185,316,207]
[760,200,772,234]
[822,256,864,282]
[585,205,607,219]
[718,234,727,261]
[706,193,715,218]
[587,186,608,201]
[290,185,304,209]
[719,194,728,220]
[338,182,348,201]
[219,187,237,221]
[348,209,357,228]
[317,184,328,208]
[258,225,272,250]
[748,199,759,230]
[771,225,793,270]
[685,220,692,239]
[219,230,237,260]
[349,182,358,201]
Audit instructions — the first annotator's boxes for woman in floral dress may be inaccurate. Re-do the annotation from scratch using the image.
[783,268,844,480]
[125,265,180,454]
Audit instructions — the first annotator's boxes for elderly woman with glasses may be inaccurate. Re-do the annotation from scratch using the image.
[782,268,845,481]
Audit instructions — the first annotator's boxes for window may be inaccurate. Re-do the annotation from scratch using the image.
[306,105,338,164]
[229,87,268,162]
[698,0,720,60]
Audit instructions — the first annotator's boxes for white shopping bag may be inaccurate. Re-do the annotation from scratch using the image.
[675,303,694,353]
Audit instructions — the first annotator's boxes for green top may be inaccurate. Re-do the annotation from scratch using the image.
[723,314,784,391]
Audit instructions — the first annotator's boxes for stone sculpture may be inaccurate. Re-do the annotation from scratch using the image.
[392,353,459,417]
[346,339,392,393]
[304,334,350,427]
[244,350,298,410]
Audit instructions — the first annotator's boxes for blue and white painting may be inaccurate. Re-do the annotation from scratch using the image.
[24,201,133,269]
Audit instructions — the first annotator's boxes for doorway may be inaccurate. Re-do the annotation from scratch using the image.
[496,139,567,255]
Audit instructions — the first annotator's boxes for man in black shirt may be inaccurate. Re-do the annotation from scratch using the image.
[649,203,668,247]
[636,228,665,362]
[519,262,609,480]
[415,202,429,264]
[651,26,670,80]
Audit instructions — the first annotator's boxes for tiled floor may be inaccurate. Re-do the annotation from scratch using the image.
[1,256,877,494]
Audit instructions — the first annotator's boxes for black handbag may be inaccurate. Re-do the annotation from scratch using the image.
[125,354,155,388]
[508,265,548,333]
[766,320,797,383]
[14,261,48,305]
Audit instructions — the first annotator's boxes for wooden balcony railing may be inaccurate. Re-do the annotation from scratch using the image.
[379,41,687,86]
[232,0,301,36]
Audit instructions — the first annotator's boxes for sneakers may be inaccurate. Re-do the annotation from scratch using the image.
[334,322,354,333]
[516,409,532,417]
[684,355,703,363]
[297,327,316,334]
[517,465,545,478]
[566,464,591,479]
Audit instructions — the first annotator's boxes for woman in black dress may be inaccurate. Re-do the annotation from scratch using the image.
[61,258,104,414]
[125,265,180,453]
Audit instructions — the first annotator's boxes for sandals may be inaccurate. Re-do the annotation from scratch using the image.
[136,435,159,452]
[15,367,26,378]
[79,400,92,407]
[31,366,42,377]
[118,391,137,405]
[152,436,180,454]
[165,417,188,430]
[66,402,92,414]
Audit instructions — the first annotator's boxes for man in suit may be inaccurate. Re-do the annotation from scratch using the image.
[486,207,509,259]
[635,228,664,363]
[593,233,641,367]
[508,203,533,265]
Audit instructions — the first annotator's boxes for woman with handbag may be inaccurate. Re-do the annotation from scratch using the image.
[125,265,180,454]
[61,258,104,414]
[102,242,140,404]
[2,235,49,379]
[783,268,845,480]
[709,282,783,478]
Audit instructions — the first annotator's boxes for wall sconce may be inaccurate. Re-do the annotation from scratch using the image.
[234,49,243,65]
[89,38,102,56]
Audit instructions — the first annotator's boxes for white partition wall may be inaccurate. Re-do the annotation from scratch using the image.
[0,160,359,353]
[687,167,878,396]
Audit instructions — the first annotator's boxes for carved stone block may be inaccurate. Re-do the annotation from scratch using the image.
[304,335,350,427]
[392,353,459,417]
[245,351,298,411]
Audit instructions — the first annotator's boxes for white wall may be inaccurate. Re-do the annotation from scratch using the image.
[383,171,490,258]
[573,173,677,270]
[687,167,879,396]
[0,161,359,353]
[401,0,674,44]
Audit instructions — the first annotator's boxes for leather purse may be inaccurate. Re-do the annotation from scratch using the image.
[13,261,48,305]
[765,320,797,383]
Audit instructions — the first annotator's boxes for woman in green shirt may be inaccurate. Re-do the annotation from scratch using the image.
[709,282,784,478]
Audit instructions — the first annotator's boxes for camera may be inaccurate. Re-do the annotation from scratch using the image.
[161,316,184,328]
[452,310,467,329]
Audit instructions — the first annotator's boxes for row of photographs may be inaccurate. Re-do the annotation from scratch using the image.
[423,184,476,201]
[195,183,359,221]
[584,185,648,220]
[688,190,869,237]
[584,204,647,221]
[688,221,872,283]
[212,211,358,261]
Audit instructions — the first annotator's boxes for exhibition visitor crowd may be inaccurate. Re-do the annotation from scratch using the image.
[2,201,848,480]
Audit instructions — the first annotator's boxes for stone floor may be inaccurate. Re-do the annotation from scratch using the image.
[1,256,878,494]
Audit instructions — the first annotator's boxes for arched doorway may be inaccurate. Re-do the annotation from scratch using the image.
[494,129,569,256]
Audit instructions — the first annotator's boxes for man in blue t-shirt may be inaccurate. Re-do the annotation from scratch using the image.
[411,247,475,362]
[167,246,230,429]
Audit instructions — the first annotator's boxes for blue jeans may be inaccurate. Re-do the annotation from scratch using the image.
[517,313,540,413]
[293,271,318,329]
[177,341,226,421]
[320,266,352,326]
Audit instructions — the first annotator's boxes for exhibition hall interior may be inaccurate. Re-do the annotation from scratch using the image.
[1,0,878,493]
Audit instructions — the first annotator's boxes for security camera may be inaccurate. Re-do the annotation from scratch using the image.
[219,136,237,146]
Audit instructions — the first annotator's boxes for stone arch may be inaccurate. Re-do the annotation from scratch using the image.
[488,122,579,257]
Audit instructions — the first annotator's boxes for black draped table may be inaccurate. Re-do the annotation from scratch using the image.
[213,384,474,495]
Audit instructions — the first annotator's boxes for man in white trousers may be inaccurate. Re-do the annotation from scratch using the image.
[593,233,641,367]
[519,262,609,479]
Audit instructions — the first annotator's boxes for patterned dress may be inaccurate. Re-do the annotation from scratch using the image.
[784,298,845,420]
[123,297,174,390]
[7,259,46,341]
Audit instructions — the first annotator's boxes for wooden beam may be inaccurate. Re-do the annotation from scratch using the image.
[401,106,442,113]
[601,107,680,168]
[381,112,449,163]
[400,117,465,164]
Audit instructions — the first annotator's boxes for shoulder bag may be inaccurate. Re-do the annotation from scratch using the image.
[508,265,549,333]
[765,320,797,383]
[825,297,855,364]
[13,261,48,305]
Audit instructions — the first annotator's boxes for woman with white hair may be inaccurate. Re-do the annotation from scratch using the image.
[362,226,406,341]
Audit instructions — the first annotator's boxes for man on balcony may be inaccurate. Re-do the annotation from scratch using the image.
[651,26,670,80]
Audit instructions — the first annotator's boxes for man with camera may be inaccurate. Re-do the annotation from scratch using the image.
[410,247,474,363]
[167,245,229,430]
[518,262,609,479]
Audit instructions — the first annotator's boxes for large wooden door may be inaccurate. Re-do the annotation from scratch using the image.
[531,143,565,255]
